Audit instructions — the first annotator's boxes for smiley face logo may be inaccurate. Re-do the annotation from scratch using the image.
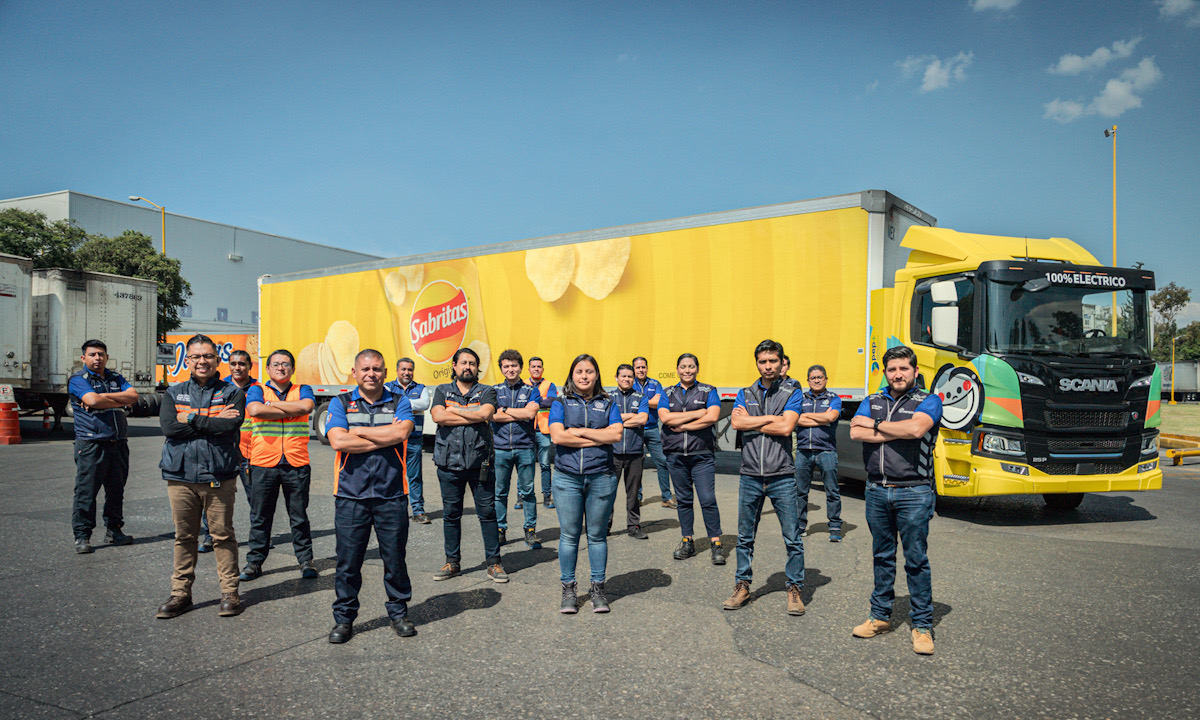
[931,364,984,431]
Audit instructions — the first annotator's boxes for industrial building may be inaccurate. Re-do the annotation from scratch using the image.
[0,190,379,334]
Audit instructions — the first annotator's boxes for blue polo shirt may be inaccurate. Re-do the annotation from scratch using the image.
[68,368,132,441]
[549,394,623,475]
[325,387,415,500]
[633,377,665,429]
[492,380,538,450]
[609,386,651,454]
[246,381,316,405]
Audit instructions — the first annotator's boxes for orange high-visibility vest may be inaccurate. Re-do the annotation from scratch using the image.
[249,383,310,468]
[534,378,551,433]
[233,379,258,461]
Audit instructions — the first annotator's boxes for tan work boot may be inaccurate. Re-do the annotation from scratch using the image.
[852,618,891,638]
[723,580,751,610]
[786,584,805,616]
[912,628,935,655]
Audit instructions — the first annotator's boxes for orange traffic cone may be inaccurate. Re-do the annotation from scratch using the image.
[42,406,52,431]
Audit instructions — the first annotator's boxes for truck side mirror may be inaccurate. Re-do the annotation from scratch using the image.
[929,280,960,348]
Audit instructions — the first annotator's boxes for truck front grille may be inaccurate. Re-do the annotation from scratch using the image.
[1046,437,1127,453]
[1033,462,1125,476]
[1043,410,1127,429]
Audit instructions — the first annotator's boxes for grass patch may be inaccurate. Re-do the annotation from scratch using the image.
[1159,403,1200,437]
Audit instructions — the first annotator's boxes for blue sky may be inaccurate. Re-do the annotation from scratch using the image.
[3,1,1198,320]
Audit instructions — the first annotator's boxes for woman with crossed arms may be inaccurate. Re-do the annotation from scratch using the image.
[548,353,623,614]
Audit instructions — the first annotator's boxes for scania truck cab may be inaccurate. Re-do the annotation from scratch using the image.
[861,226,1161,510]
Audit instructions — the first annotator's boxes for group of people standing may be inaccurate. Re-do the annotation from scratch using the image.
[67,334,942,656]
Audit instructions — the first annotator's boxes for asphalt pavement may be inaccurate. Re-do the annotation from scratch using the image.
[2,417,1198,719]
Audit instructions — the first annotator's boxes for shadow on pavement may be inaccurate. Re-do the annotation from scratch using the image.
[605,567,672,601]
[935,493,1156,526]
[879,597,953,629]
[747,568,832,606]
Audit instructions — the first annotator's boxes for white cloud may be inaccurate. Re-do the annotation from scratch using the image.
[898,52,973,92]
[1044,98,1087,123]
[1044,57,1162,123]
[1157,0,1200,26]
[865,79,879,92]
[1089,57,1163,116]
[1048,37,1142,75]
[970,0,1020,10]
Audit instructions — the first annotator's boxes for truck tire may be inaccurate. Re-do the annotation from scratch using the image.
[131,396,149,417]
[146,393,161,417]
[314,400,331,445]
[1043,492,1084,511]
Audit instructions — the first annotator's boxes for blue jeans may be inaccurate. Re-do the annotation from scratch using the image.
[643,425,672,501]
[667,453,720,538]
[865,482,935,629]
[795,449,842,532]
[553,470,618,583]
[535,432,554,495]
[736,474,804,588]
[437,465,502,565]
[333,495,411,623]
[494,447,537,530]
[406,440,425,515]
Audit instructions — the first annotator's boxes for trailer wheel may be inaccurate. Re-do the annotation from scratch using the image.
[315,401,331,445]
[1043,492,1084,511]
[146,393,161,417]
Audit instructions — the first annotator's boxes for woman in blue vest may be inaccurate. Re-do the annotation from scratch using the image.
[658,353,724,564]
[548,353,623,614]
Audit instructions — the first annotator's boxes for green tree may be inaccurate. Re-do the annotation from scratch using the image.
[76,230,193,337]
[0,208,87,268]
[1151,282,1192,361]
[1178,321,1200,362]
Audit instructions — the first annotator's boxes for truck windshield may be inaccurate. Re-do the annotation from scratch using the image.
[985,281,1151,358]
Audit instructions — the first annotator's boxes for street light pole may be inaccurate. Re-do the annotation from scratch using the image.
[128,196,166,254]
[1104,126,1117,335]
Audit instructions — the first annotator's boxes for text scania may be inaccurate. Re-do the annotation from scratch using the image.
[410,290,469,351]
[1059,378,1119,392]
[1044,272,1127,288]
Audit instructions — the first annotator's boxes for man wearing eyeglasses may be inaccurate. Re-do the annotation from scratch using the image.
[239,349,318,582]
[199,349,257,553]
[156,335,248,619]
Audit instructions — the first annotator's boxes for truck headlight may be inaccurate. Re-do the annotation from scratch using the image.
[1017,372,1044,386]
[980,432,1024,457]
[1140,431,1159,456]
[1129,375,1153,389]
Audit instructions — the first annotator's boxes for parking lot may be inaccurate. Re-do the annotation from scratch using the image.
[2,417,1198,719]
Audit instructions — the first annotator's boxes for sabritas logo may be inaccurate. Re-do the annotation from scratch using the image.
[410,281,469,363]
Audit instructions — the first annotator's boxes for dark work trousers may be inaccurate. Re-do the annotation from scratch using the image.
[333,495,412,623]
[613,453,644,530]
[245,461,313,567]
[437,464,501,566]
[667,452,721,539]
[72,439,130,539]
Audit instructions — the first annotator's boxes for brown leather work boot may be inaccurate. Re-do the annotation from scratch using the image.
[787,584,805,616]
[218,592,243,617]
[156,595,192,619]
[912,628,935,655]
[852,618,892,638]
[723,580,751,610]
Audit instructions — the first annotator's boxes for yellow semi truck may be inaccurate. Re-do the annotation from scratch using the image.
[258,190,1161,509]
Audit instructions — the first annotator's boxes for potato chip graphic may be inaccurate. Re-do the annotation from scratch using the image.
[383,271,407,306]
[469,340,491,382]
[399,264,425,291]
[318,342,347,385]
[324,320,359,377]
[571,236,630,300]
[525,245,576,302]
[245,334,260,357]
[295,342,322,385]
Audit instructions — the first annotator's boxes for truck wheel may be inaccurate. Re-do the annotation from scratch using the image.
[146,393,161,417]
[131,396,148,417]
[314,401,331,445]
[1043,492,1084,511]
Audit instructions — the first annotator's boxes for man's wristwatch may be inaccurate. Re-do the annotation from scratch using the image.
[873,418,881,432]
